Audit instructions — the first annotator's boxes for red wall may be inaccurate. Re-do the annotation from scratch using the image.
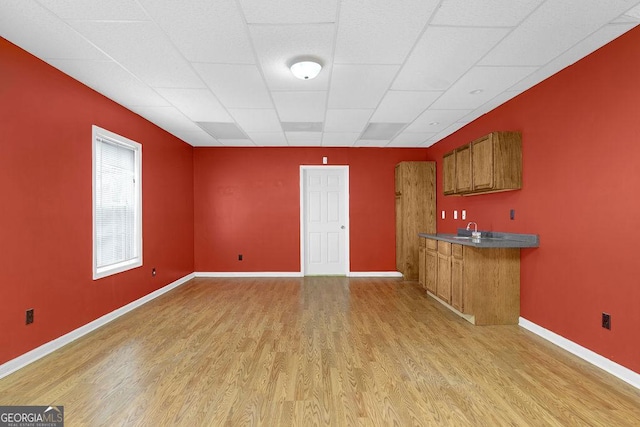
[427,27,640,373]
[193,147,429,272]
[0,38,195,365]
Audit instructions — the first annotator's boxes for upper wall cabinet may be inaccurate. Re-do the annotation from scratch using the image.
[443,131,522,196]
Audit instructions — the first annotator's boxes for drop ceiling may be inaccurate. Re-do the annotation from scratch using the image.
[2,0,640,147]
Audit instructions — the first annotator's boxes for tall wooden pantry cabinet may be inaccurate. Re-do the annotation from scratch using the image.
[395,161,436,280]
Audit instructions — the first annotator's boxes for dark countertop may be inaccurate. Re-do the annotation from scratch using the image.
[418,229,539,248]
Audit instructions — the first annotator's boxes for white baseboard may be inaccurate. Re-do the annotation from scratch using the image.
[347,271,403,278]
[0,273,195,380]
[519,317,640,390]
[195,271,403,278]
[195,271,304,278]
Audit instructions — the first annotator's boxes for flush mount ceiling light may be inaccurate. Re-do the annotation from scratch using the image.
[290,60,322,80]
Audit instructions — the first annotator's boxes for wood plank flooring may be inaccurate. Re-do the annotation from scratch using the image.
[1,277,639,426]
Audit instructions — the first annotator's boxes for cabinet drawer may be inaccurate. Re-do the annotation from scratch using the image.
[419,238,426,248]
[425,238,437,250]
[452,244,463,259]
[438,241,451,256]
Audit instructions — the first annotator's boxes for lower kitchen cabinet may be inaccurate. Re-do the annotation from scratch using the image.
[424,238,438,294]
[418,239,426,289]
[450,246,464,312]
[436,241,452,303]
[420,237,521,325]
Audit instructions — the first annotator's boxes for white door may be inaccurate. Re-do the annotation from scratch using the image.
[301,166,349,275]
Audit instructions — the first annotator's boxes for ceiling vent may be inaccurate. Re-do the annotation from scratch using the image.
[281,122,323,132]
[360,123,406,140]
[197,122,247,139]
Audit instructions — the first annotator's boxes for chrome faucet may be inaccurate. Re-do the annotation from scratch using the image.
[466,222,481,238]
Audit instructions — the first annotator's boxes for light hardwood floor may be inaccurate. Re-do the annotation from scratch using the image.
[1,277,639,426]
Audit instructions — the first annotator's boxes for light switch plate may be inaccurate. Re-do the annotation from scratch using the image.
[453,210,458,219]
[441,210,445,219]
[462,210,466,220]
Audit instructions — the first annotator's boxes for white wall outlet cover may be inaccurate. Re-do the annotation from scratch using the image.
[454,210,458,219]
[462,210,466,220]
[441,210,445,219]
[322,156,328,164]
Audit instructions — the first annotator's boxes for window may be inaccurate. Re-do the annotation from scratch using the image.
[92,125,142,279]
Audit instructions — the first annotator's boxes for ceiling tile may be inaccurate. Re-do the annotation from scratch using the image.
[328,64,400,108]
[388,132,435,147]
[245,132,288,146]
[354,139,389,147]
[285,132,323,146]
[156,88,232,122]
[198,122,248,139]
[194,64,273,109]
[324,109,373,133]
[38,0,149,20]
[272,91,327,122]
[249,24,334,91]
[130,106,203,134]
[361,123,405,140]
[321,133,360,146]
[430,122,470,142]
[0,1,109,60]
[229,109,283,132]
[218,139,256,147]
[457,93,519,125]
[171,129,221,147]
[430,66,536,110]
[138,0,254,63]
[281,122,323,132]
[392,26,509,91]
[239,0,339,24]
[48,59,169,107]
[480,0,638,67]
[613,15,640,24]
[508,23,638,92]
[431,0,544,27]
[69,21,204,88]
[370,91,441,122]
[624,4,640,19]
[405,109,472,133]
[334,0,439,64]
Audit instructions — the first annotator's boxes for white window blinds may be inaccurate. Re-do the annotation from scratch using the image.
[92,126,142,279]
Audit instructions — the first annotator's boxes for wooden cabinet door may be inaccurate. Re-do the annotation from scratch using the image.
[451,257,464,312]
[442,151,456,195]
[455,145,472,193]
[418,246,426,288]
[395,196,402,272]
[437,252,451,303]
[425,249,438,294]
[471,135,494,191]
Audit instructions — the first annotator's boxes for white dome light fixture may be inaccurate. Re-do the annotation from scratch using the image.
[290,60,322,80]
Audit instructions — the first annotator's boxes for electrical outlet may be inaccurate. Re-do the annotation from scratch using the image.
[602,312,611,330]
[238,254,243,261]
[26,309,34,325]
[453,210,458,220]
[462,210,466,220]
[510,209,515,220]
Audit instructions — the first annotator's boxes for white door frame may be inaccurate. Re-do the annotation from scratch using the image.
[299,165,350,276]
